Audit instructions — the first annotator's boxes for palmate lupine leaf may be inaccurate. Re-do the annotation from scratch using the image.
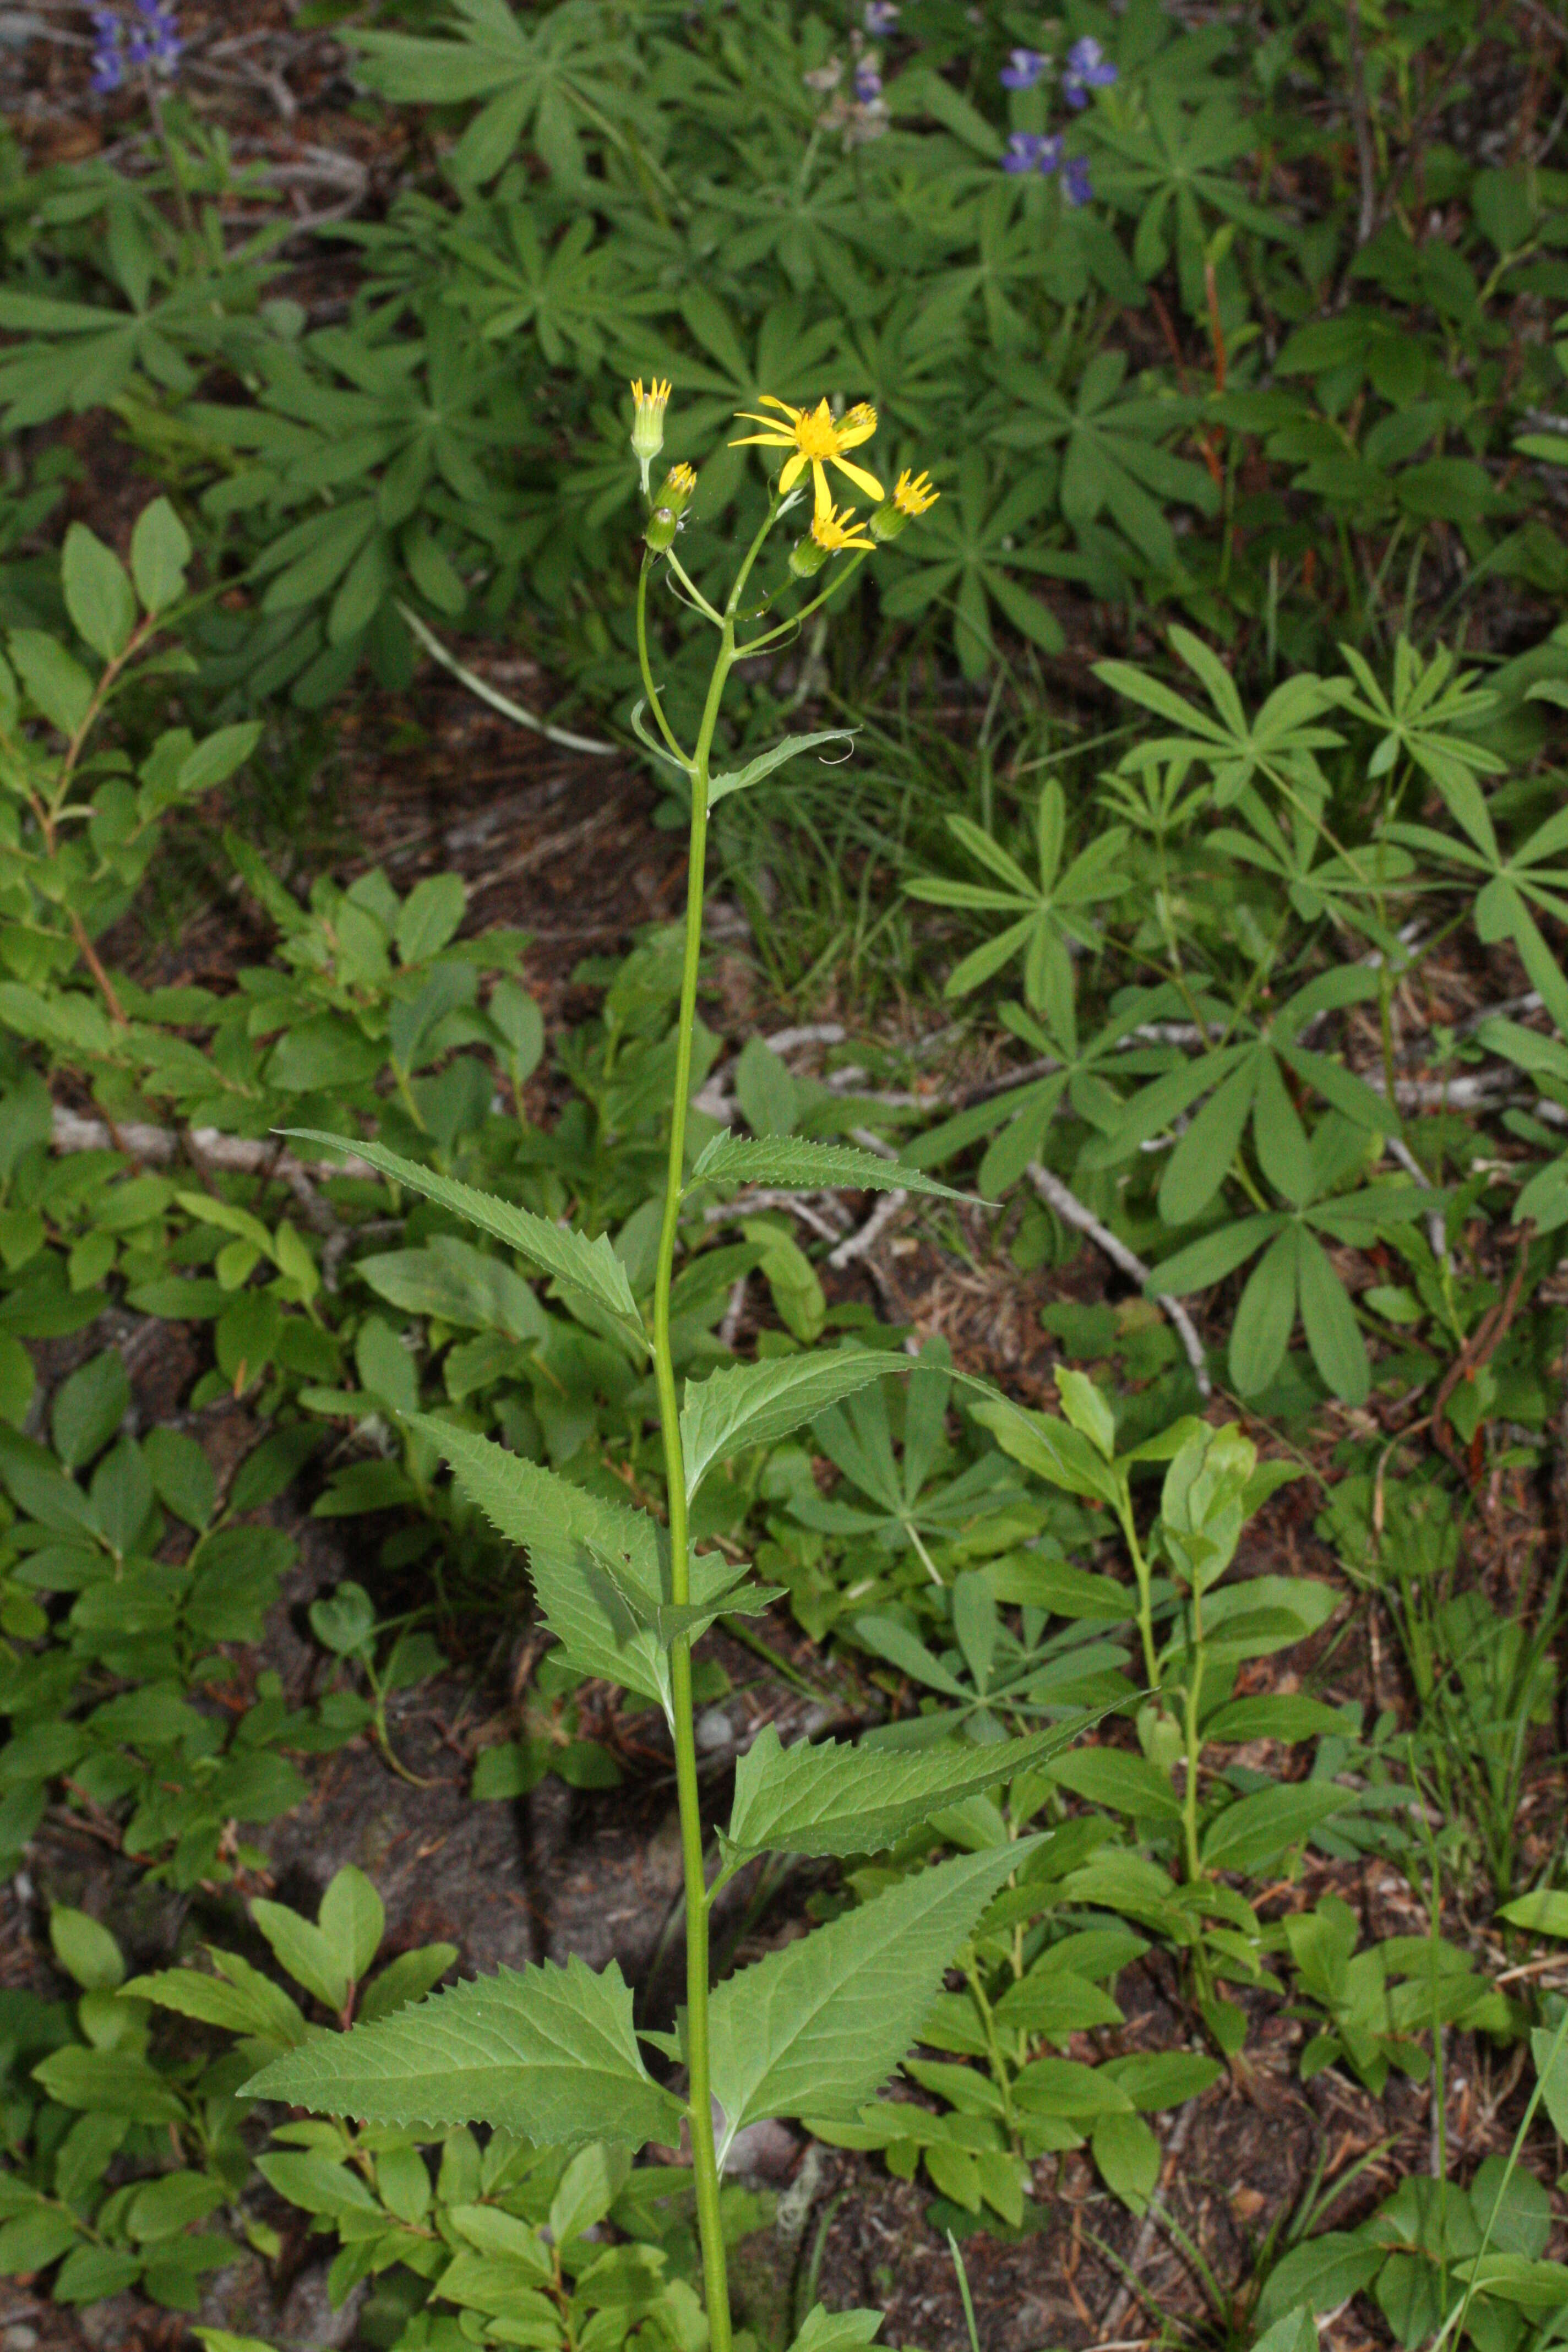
[1147,1151,1435,1404]
[706,1842,1036,2160]
[281,1132,646,1346]
[348,0,644,187]
[905,781,1130,1029]
[1096,625,1347,807]
[244,1953,683,2148]
[723,1719,1091,1862]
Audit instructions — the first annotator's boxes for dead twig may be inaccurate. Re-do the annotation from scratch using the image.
[1028,1163,1211,1397]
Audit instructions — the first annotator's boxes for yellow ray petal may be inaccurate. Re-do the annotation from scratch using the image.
[830,455,885,504]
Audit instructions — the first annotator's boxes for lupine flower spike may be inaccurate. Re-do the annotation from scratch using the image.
[1003,132,1063,176]
[1061,34,1117,106]
[630,378,672,496]
[730,396,883,521]
[1062,155,1095,206]
[129,0,183,73]
[1000,47,1047,89]
[89,6,124,91]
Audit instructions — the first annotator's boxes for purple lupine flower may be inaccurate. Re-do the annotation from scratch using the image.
[89,4,124,90]
[863,1,899,30]
[127,0,181,73]
[1000,46,1047,89]
[853,57,883,100]
[1061,154,1094,205]
[1002,130,1063,174]
[1061,33,1115,107]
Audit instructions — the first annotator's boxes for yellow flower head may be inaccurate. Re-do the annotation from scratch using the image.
[665,462,697,500]
[810,501,875,553]
[630,377,672,491]
[892,468,939,518]
[870,466,940,543]
[730,394,884,521]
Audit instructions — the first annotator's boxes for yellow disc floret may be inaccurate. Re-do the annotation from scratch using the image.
[730,394,884,521]
[810,502,875,553]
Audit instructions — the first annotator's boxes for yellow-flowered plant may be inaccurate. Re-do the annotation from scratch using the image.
[240,382,1028,2352]
[729,392,884,519]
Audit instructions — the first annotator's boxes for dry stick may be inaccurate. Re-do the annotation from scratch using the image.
[1342,0,1380,248]
[50,1108,374,1205]
[828,1187,908,1272]
[1097,2097,1202,2340]
[1027,1164,1211,1398]
[1384,1133,1449,1269]
[395,602,618,756]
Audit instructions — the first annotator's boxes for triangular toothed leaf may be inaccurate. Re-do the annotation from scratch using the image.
[705,1840,1036,2158]
[409,1414,671,1708]
[412,1416,744,1707]
[280,1132,646,1345]
[725,1719,1093,1862]
[680,1350,896,1502]
[690,1134,983,1203]
[243,1954,683,2148]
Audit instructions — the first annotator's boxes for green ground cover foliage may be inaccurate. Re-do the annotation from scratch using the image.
[0,1,1567,2348]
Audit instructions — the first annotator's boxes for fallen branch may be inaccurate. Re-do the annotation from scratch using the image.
[396,601,617,757]
[828,1186,908,1271]
[1096,2095,1202,2340]
[51,1108,376,1223]
[1383,1135,1449,1269]
[1027,1163,1211,1397]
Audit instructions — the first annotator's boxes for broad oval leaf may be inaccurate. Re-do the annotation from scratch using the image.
[1200,1784,1347,1874]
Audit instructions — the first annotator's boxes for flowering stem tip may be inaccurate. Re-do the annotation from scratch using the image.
[730,395,883,521]
[630,377,672,496]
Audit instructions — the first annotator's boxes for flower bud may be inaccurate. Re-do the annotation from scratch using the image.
[630,377,671,494]
[788,535,830,578]
[645,506,679,553]
[872,467,939,539]
[656,462,696,518]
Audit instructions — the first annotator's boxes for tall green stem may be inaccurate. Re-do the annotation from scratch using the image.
[651,652,731,2352]
[643,491,790,2352]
